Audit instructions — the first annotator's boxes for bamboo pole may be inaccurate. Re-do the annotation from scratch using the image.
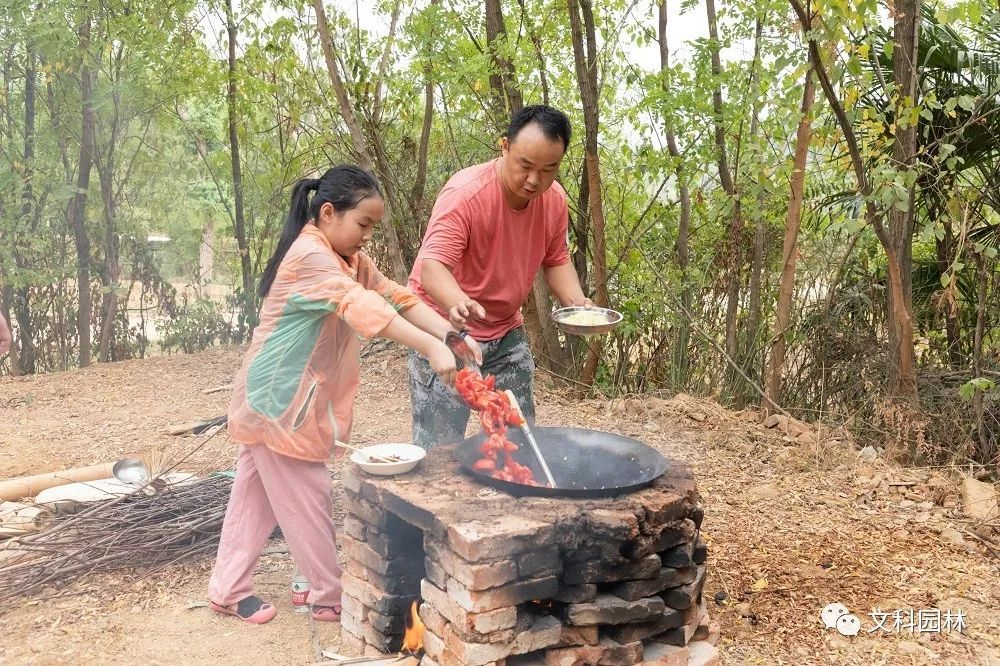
[0,463,115,502]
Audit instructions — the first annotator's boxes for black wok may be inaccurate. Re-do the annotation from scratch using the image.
[454,426,667,498]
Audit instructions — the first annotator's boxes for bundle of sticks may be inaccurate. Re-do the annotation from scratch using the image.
[0,474,233,605]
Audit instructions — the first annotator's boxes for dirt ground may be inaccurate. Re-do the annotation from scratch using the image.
[1,345,998,665]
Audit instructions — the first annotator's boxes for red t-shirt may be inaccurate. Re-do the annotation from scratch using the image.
[409,159,571,341]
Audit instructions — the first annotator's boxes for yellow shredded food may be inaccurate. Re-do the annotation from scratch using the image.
[560,311,610,326]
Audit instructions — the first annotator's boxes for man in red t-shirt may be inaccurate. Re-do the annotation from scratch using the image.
[408,105,593,448]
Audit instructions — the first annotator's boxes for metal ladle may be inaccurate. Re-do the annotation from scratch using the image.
[112,458,150,485]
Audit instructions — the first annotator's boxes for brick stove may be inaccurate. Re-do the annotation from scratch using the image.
[339,445,717,666]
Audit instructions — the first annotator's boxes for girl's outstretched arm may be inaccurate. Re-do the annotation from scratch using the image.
[379,315,459,386]
[399,302,482,365]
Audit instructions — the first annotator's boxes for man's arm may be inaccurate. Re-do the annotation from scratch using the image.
[421,259,486,328]
[543,262,595,308]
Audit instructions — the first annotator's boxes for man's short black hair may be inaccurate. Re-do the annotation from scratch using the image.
[507,105,572,152]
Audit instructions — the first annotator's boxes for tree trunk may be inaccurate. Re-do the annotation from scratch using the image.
[409,71,434,222]
[21,48,38,222]
[745,192,766,374]
[370,137,419,269]
[935,218,962,366]
[530,271,570,373]
[482,0,522,124]
[972,254,990,462]
[485,0,523,122]
[409,1,439,228]
[567,162,590,376]
[570,0,607,309]
[763,69,815,414]
[200,217,215,283]
[883,242,919,396]
[738,18,767,403]
[70,16,95,369]
[370,2,402,129]
[568,0,609,386]
[517,0,550,105]
[43,73,75,371]
[789,0,918,399]
[1,283,21,376]
[311,0,408,281]
[572,157,590,288]
[887,0,921,398]
[705,0,741,365]
[97,162,120,362]
[19,45,35,250]
[225,0,256,336]
[366,3,420,268]
[658,0,693,388]
[13,46,36,374]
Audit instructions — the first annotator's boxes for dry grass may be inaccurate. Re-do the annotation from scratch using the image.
[0,345,998,665]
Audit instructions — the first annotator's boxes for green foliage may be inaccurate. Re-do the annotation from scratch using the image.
[960,377,995,401]
[160,299,235,354]
[1,0,999,466]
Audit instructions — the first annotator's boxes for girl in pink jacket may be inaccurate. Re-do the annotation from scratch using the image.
[208,165,479,624]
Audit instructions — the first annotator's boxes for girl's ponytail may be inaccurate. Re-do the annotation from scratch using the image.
[258,177,321,298]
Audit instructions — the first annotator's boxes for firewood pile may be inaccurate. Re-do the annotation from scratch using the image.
[0,431,234,608]
[0,474,232,606]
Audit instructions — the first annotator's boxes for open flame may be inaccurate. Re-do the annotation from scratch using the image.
[531,599,554,609]
[402,600,424,652]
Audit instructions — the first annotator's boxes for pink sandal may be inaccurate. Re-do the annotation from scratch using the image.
[210,595,277,624]
[311,604,342,622]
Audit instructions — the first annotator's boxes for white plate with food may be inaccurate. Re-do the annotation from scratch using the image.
[349,443,426,476]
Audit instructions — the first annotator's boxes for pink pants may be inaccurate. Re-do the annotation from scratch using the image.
[208,444,343,607]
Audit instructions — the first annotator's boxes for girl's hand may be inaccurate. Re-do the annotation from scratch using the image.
[427,340,458,387]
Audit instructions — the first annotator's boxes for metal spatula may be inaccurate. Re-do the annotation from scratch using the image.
[503,390,557,489]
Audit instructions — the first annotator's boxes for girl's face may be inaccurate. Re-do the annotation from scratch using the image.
[316,196,384,257]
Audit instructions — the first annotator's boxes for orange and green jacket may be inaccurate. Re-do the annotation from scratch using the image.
[227,225,419,461]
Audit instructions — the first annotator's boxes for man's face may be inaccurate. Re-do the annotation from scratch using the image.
[500,123,565,205]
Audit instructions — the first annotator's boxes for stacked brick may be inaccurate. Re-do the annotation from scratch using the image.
[418,516,563,665]
[340,452,720,665]
[340,474,426,656]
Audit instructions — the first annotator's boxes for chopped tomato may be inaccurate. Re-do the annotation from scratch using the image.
[472,458,497,472]
[455,367,540,486]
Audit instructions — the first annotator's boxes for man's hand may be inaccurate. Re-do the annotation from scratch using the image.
[448,299,486,329]
[567,297,596,309]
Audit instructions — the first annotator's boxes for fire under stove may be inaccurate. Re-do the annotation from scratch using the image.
[338,443,718,666]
